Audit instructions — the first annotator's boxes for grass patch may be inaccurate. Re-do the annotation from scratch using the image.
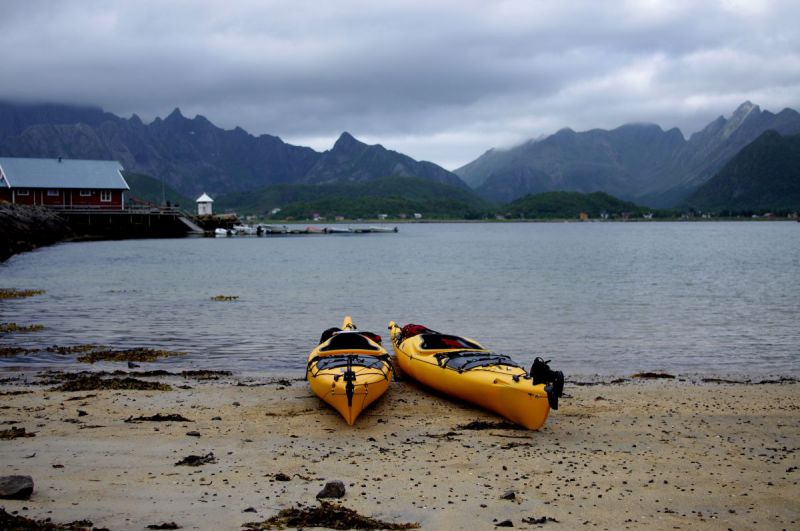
[631,372,675,379]
[0,426,35,439]
[76,347,186,364]
[46,344,108,355]
[0,322,44,333]
[456,420,525,431]
[0,288,45,299]
[0,507,94,530]
[52,376,172,392]
[0,346,34,357]
[125,413,192,423]
[242,502,419,530]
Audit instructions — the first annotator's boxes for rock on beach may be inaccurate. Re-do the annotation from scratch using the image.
[0,475,34,500]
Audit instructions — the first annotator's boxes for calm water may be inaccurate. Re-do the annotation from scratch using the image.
[1,222,798,378]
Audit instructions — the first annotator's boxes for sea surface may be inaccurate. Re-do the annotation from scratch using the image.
[1,222,798,378]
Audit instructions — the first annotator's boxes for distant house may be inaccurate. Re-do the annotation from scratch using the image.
[196,192,213,216]
[413,213,423,219]
[579,212,589,221]
[0,157,129,210]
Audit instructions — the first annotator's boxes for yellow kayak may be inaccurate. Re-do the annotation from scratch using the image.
[307,316,393,425]
[388,321,563,430]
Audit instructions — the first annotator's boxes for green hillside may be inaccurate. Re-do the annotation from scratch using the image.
[685,131,800,214]
[215,176,493,219]
[504,191,652,219]
[123,172,193,209]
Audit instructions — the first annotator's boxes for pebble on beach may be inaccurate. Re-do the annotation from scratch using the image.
[316,480,346,499]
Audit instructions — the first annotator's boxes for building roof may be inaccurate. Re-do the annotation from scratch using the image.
[196,193,214,202]
[0,157,129,190]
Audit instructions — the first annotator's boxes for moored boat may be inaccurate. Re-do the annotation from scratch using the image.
[367,226,398,233]
[351,226,398,233]
[263,225,288,234]
[307,316,393,425]
[232,224,257,235]
[324,226,352,234]
[387,321,563,430]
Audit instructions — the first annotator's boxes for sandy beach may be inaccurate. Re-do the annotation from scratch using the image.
[1,374,798,530]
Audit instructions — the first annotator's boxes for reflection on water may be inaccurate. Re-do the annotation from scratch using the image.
[1,222,798,377]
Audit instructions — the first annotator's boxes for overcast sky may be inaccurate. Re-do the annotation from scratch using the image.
[1,0,798,169]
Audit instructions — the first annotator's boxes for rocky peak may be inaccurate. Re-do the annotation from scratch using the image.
[723,101,761,139]
[164,107,186,123]
[332,131,364,152]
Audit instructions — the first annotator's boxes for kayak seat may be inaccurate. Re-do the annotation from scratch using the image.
[320,332,381,352]
[420,333,483,351]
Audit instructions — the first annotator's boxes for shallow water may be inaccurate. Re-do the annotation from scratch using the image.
[1,222,798,377]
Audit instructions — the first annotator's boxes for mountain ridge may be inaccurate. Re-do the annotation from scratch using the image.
[457,102,800,206]
[0,102,466,197]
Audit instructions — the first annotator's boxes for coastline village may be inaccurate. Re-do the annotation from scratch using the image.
[3,154,789,249]
[0,156,404,240]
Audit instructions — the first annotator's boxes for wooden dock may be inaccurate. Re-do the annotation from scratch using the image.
[50,205,195,238]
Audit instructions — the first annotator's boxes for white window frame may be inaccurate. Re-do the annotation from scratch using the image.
[100,190,112,202]
[47,189,60,197]
[80,190,92,197]
[16,189,30,196]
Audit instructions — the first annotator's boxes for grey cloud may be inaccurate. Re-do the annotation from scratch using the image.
[1,0,798,169]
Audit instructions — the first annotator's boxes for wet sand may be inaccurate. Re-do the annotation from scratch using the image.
[1,376,798,530]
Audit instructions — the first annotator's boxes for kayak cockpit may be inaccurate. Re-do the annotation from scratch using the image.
[313,354,390,371]
[433,351,522,372]
[419,333,484,351]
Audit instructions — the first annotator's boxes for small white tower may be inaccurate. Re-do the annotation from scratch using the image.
[196,193,213,216]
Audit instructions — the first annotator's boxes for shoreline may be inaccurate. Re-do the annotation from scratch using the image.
[2,203,794,264]
[1,376,798,530]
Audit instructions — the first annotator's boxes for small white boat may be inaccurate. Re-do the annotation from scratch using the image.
[325,227,352,234]
[233,224,258,235]
[350,226,398,233]
[263,225,288,234]
[214,228,231,237]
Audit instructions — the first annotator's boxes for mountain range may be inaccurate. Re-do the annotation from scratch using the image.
[0,100,798,211]
[0,101,465,197]
[455,102,800,206]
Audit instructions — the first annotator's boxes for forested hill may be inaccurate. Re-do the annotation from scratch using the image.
[685,131,800,213]
[215,176,491,219]
[503,191,651,219]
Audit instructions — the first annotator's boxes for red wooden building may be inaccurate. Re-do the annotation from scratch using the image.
[0,157,129,209]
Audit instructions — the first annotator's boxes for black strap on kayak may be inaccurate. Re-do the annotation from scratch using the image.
[343,355,356,407]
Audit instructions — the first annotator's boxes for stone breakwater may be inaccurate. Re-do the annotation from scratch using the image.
[0,203,73,261]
